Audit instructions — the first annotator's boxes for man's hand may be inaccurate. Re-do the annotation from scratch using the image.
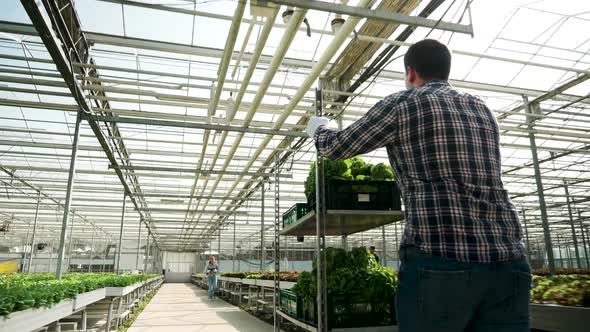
[306,116,330,138]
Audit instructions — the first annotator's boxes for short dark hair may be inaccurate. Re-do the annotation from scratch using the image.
[404,39,451,80]
[369,246,376,250]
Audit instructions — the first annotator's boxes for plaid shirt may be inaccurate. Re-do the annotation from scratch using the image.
[315,80,525,263]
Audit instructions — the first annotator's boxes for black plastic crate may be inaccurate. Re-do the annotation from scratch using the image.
[282,203,309,227]
[298,295,396,328]
[308,180,401,211]
[329,298,396,328]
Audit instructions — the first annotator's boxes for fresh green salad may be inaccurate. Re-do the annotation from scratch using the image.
[304,157,395,199]
[0,273,159,317]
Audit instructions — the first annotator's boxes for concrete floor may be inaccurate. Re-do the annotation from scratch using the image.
[127,283,274,332]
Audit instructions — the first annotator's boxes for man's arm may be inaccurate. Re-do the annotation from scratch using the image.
[313,93,410,160]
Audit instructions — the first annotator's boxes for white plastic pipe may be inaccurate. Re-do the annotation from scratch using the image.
[194,0,372,240]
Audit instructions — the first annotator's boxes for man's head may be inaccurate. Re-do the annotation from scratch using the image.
[369,246,376,253]
[404,39,451,89]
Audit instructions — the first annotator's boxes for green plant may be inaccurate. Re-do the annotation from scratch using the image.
[370,163,395,181]
[531,274,590,307]
[293,247,396,305]
[303,157,395,199]
[0,273,159,317]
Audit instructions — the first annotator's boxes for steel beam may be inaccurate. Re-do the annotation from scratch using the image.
[261,181,265,271]
[109,164,292,179]
[266,0,473,35]
[26,190,41,273]
[579,210,590,268]
[89,226,95,272]
[315,85,328,331]
[522,208,532,259]
[523,96,555,275]
[564,181,581,268]
[55,111,82,279]
[2,20,590,105]
[18,1,159,248]
[83,114,307,138]
[136,219,142,270]
[67,213,75,271]
[233,214,236,272]
[381,225,387,267]
[116,194,126,273]
[144,230,150,272]
[273,153,280,332]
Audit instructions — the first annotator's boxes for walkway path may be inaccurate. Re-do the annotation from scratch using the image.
[128,283,274,332]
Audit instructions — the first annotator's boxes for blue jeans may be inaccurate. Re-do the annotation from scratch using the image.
[207,275,217,299]
[396,246,531,332]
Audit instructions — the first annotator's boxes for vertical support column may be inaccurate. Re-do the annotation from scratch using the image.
[106,299,114,331]
[27,190,41,273]
[560,234,565,268]
[238,244,241,272]
[233,213,236,272]
[394,222,399,269]
[136,219,143,270]
[523,96,555,275]
[23,224,31,273]
[381,226,387,267]
[102,235,107,272]
[273,153,281,332]
[144,230,150,272]
[261,180,265,271]
[218,229,221,268]
[315,85,328,332]
[81,310,87,331]
[56,111,82,279]
[67,214,75,271]
[565,239,572,269]
[89,226,95,272]
[564,181,581,268]
[48,240,54,273]
[341,235,347,251]
[116,194,126,274]
[522,208,531,259]
[578,210,589,268]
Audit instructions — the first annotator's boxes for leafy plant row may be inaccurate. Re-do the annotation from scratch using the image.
[531,268,590,276]
[531,274,590,307]
[195,271,302,282]
[292,247,397,305]
[304,157,395,199]
[0,273,159,317]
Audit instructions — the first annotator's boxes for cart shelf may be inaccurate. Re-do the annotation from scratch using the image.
[279,210,404,236]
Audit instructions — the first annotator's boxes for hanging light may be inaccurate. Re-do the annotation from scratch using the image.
[282,7,294,24]
[331,14,345,33]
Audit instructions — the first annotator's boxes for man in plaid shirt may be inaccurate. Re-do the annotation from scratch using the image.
[308,40,530,332]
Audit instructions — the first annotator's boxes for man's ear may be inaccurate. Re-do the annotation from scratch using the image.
[407,67,416,85]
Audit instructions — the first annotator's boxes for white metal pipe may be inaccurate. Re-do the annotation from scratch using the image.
[211,1,246,115]
[181,9,308,246]
[201,0,371,231]
[56,112,82,279]
[181,10,279,242]
[231,16,257,79]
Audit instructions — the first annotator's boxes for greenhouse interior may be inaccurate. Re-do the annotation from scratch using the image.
[0,0,589,331]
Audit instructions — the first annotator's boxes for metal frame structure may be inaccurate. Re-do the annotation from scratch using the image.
[0,0,589,328]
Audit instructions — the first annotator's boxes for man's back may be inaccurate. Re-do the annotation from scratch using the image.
[310,39,531,332]
[386,81,525,263]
